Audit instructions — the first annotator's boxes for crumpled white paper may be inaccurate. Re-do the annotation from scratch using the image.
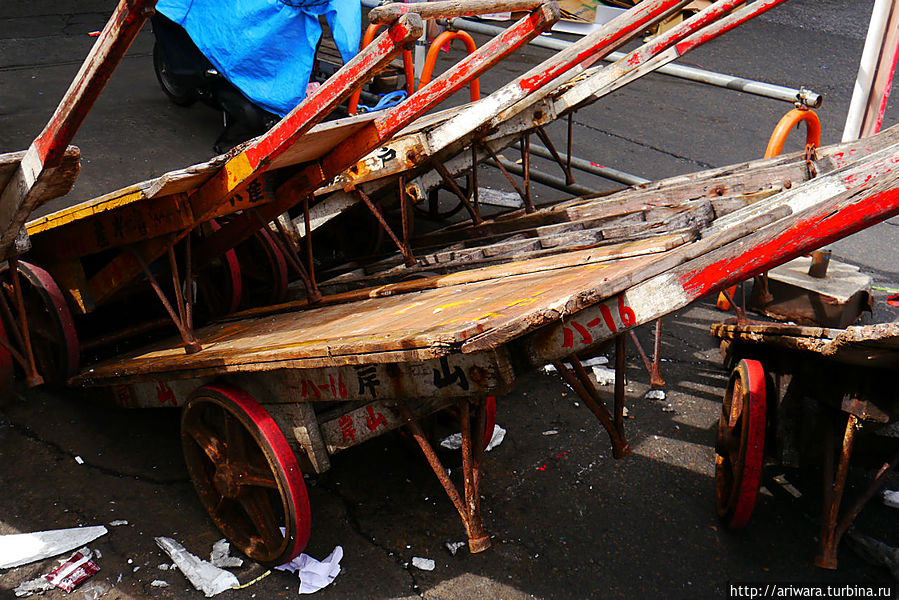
[209,539,243,568]
[440,424,505,452]
[154,537,238,597]
[275,546,343,594]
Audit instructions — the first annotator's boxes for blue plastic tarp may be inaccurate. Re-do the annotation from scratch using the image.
[156,0,361,117]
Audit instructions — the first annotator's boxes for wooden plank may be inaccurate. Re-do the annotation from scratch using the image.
[0,0,155,258]
[370,0,545,24]
[519,139,899,363]
[191,5,562,267]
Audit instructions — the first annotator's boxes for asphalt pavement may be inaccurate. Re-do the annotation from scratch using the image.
[0,1,897,599]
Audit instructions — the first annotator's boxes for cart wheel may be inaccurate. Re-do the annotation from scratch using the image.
[0,319,13,395]
[715,358,766,529]
[0,261,79,383]
[236,228,289,308]
[483,395,497,451]
[194,220,243,317]
[181,384,311,566]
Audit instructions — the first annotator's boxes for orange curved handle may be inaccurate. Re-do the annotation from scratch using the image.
[347,24,414,116]
[419,31,480,102]
[763,108,821,158]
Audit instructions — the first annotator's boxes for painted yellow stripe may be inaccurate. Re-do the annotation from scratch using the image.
[27,188,145,235]
[223,152,254,193]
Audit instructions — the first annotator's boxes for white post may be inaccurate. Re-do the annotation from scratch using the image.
[842,0,893,142]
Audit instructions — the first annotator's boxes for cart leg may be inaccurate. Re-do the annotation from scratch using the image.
[398,398,491,553]
[815,414,860,570]
[551,352,631,459]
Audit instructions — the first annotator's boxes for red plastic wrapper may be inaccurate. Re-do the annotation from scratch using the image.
[44,549,100,592]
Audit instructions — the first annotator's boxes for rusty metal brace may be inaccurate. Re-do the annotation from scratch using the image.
[251,209,322,304]
[722,284,749,324]
[804,143,819,179]
[480,142,527,206]
[551,351,631,459]
[397,398,491,553]
[470,144,480,216]
[7,257,43,386]
[398,174,414,252]
[535,126,575,185]
[520,133,535,213]
[129,246,202,354]
[566,112,574,183]
[351,188,417,267]
[814,414,899,569]
[431,160,482,225]
[0,289,31,374]
[628,319,665,388]
[815,413,860,569]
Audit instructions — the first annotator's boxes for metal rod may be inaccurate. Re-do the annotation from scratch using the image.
[184,233,194,330]
[0,333,28,372]
[834,448,899,544]
[397,400,470,529]
[399,174,411,249]
[254,210,322,303]
[535,126,574,185]
[460,400,490,553]
[629,330,654,376]
[481,144,527,200]
[566,112,573,181]
[129,247,201,354]
[815,414,860,570]
[614,334,626,438]
[436,15,823,107]
[650,318,665,387]
[521,134,534,212]
[167,246,187,327]
[489,155,601,198]
[524,141,650,186]
[353,189,418,267]
[302,195,318,292]
[432,160,483,225]
[471,144,480,216]
[9,258,42,386]
[553,356,631,458]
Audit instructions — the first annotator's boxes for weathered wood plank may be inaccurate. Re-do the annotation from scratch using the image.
[0,0,155,258]
[370,0,545,24]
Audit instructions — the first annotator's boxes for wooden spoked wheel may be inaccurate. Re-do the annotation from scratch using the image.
[235,228,289,309]
[715,358,767,529]
[181,384,310,566]
[0,261,79,383]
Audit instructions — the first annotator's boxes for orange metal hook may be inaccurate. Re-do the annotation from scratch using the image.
[347,24,415,115]
[763,108,821,158]
[419,31,481,102]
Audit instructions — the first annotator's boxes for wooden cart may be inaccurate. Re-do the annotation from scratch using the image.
[5,0,899,570]
[711,320,899,569]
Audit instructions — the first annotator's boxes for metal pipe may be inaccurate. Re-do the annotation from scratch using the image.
[524,141,650,186]
[434,16,822,107]
[489,155,601,198]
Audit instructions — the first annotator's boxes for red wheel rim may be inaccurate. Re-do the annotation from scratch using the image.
[236,227,289,308]
[0,261,79,382]
[483,396,497,450]
[205,219,243,315]
[0,318,13,393]
[256,227,288,304]
[715,358,766,528]
[181,384,310,565]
